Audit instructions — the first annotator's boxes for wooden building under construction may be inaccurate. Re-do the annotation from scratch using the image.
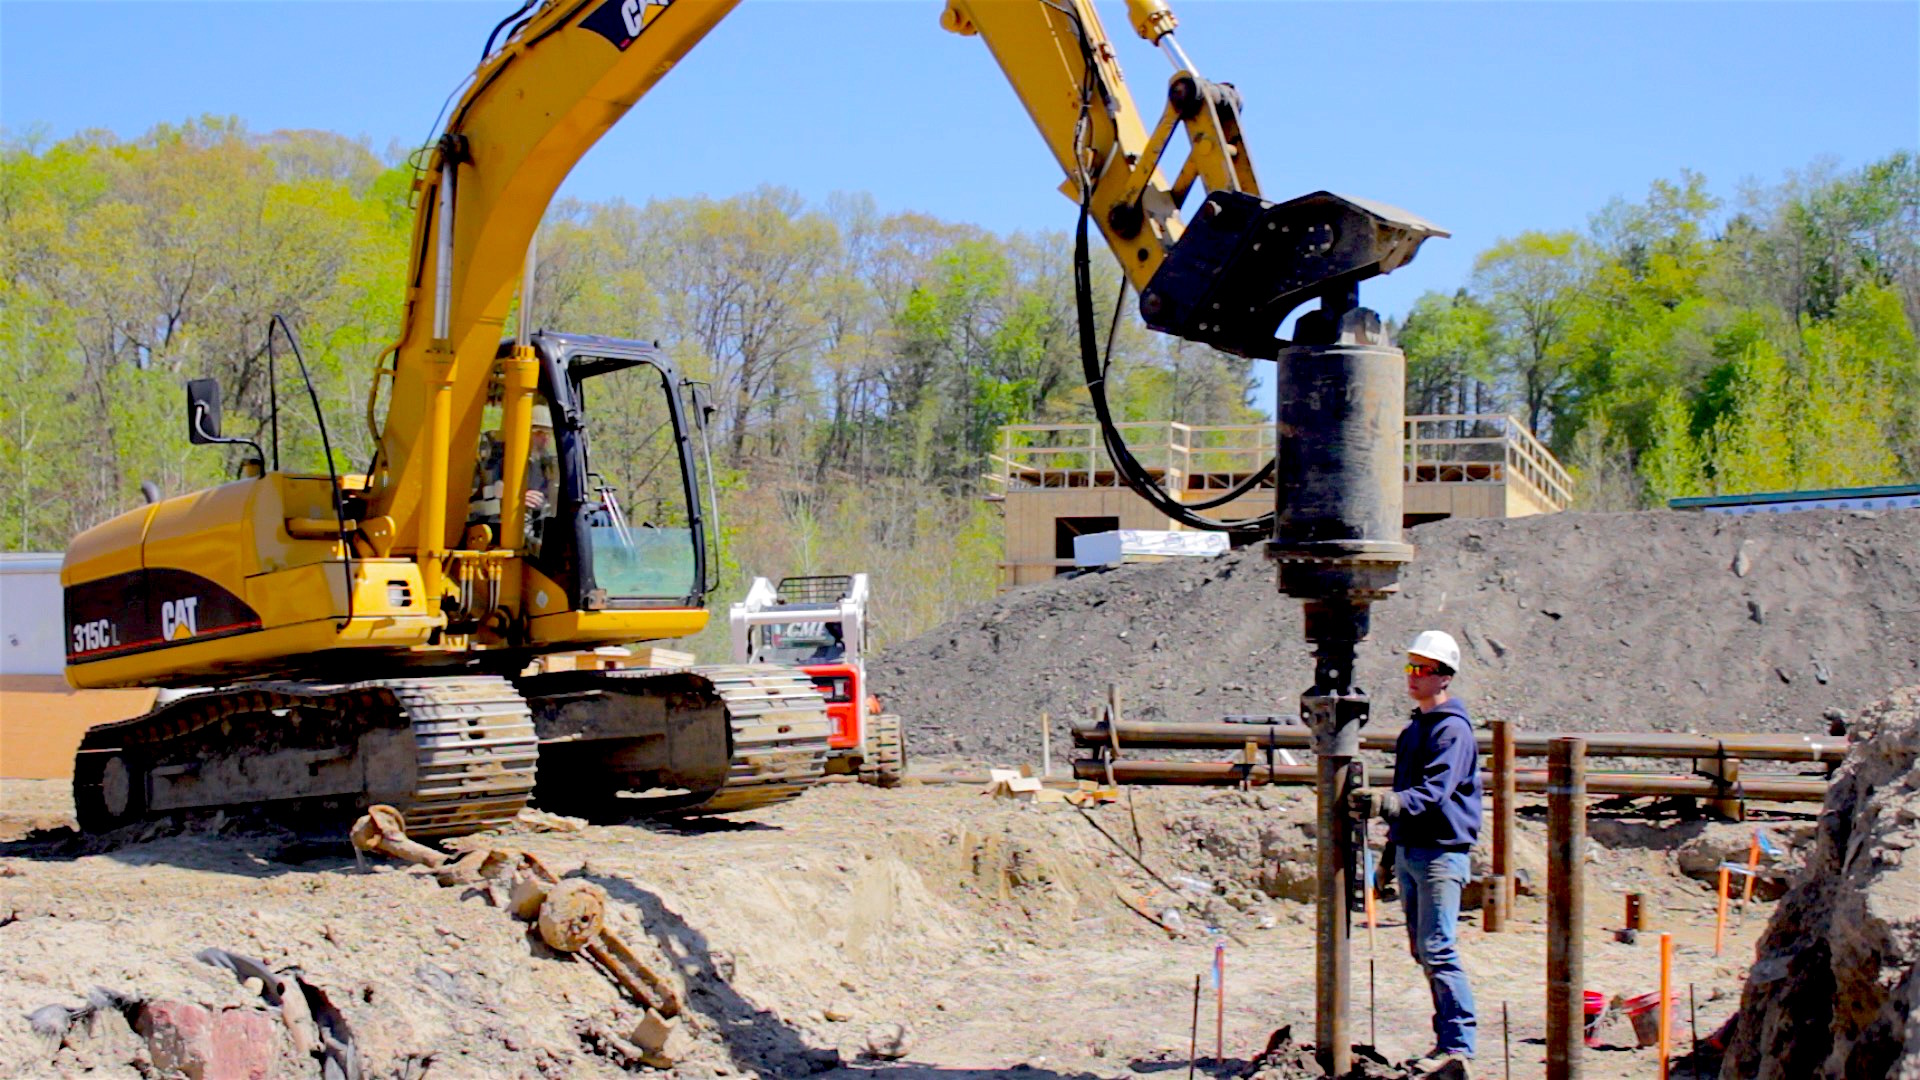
[987,415,1573,588]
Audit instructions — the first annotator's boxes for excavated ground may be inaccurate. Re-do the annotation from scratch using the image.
[1,777,1802,1080]
[3,507,1912,1078]
[873,509,1920,761]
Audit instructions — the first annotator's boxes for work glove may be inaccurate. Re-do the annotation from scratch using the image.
[1349,787,1402,822]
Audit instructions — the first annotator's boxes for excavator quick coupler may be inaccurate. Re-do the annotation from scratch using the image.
[1138,190,1447,360]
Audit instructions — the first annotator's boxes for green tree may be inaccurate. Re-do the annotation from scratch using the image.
[1471,230,1587,438]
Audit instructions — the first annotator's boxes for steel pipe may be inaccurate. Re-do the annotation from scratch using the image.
[1547,738,1586,1080]
[1070,720,1847,763]
[1491,719,1517,922]
[1070,759,1828,801]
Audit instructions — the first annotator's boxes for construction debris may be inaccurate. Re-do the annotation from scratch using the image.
[630,1007,692,1068]
[982,768,1115,807]
[348,804,681,1019]
[515,808,589,833]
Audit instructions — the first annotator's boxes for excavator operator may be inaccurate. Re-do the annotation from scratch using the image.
[466,401,559,554]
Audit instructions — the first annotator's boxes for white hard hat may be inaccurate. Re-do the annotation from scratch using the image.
[1407,630,1461,673]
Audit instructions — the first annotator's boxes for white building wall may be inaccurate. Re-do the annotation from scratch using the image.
[1,554,66,675]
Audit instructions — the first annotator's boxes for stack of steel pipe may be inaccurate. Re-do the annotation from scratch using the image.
[1070,719,1847,764]
[1067,758,1828,801]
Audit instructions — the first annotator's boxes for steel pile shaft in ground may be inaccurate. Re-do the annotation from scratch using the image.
[1070,759,1827,800]
[1070,720,1847,763]
[1314,749,1350,1077]
[1491,719,1518,924]
[1547,738,1586,1080]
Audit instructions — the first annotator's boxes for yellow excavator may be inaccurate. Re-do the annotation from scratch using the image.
[61,0,1443,837]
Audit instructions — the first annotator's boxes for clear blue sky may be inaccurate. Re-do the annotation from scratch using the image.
[3,1,1916,408]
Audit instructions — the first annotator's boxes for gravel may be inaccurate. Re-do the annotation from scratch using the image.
[873,508,1920,763]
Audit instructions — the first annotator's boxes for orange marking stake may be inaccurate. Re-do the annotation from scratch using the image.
[1364,849,1378,950]
[1658,932,1673,1080]
[1741,831,1762,905]
[1214,943,1225,1063]
[1714,866,1731,956]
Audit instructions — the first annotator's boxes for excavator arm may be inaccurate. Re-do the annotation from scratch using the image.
[369,0,1444,573]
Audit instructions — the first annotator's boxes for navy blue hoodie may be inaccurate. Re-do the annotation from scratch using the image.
[1389,697,1482,852]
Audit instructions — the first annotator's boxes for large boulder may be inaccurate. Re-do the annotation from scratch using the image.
[1722,686,1920,1079]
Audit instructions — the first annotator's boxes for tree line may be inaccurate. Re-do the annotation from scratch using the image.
[2,120,1913,645]
[0,119,1257,647]
[1399,155,1918,509]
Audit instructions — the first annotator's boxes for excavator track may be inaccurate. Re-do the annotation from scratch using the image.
[73,676,539,838]
[71,665,828,838]
[687,664,835,814]
[520,663,831,819]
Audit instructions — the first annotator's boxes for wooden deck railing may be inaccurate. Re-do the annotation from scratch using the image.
[985,414,1572,511]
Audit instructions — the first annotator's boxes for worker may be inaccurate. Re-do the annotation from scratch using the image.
[1351,629,1480,1075]
[467,402,560,551]
[522,403,559,517]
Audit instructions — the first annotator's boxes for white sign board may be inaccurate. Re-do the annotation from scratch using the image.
[1073,530,1230,568]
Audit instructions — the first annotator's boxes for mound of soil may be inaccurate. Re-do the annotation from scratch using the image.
[1722,685,1920,1080]
[874,509,1920,762]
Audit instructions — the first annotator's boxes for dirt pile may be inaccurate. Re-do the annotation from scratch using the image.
[1721,685,1920,1080]
[874,509,1920,763]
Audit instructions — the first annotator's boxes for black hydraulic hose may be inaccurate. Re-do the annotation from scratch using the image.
[1044,0,1275,533]
[269,315,354,629]
[1072,196,1270,530]
[267,344,280,471]
[482,0,538,60]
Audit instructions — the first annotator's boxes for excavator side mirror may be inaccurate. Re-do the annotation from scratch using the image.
[187,378,224,444]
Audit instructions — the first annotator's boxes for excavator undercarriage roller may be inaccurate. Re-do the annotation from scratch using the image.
[521,664,831,818]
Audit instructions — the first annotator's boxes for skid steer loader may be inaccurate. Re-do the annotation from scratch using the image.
[729,575,905,787]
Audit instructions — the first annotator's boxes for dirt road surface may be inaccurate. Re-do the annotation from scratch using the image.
[2,775,1791,1079]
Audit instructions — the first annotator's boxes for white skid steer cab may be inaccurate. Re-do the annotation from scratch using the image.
[729,574,905,787]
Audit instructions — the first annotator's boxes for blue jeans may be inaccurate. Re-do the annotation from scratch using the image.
[1397,847,1477,1057]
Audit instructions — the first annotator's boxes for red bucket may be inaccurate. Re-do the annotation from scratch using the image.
[1622,992,1672,1048]
[1583,990,1606,1047]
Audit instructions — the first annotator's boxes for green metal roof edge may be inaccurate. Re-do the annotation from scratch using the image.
[1669,483,1920,510]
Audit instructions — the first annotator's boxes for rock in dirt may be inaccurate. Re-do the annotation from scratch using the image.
[1674,823,1812,900]
[1722,685,1920,1080]
[139,1000,285,1080]
[864,1021,911,1060]
[873,510,1920,762]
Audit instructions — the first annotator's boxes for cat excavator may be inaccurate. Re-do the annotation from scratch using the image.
[62,0,1444,839]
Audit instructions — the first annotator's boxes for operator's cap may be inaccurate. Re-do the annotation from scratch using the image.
[1406,629,1461,674]
[530,403,553,428]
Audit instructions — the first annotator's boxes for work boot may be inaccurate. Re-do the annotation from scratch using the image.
[1404,1050,1472,1078]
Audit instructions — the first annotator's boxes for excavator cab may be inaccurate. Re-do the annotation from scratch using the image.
[507,332,716,616]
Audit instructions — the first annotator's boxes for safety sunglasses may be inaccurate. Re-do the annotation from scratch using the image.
[1404,662,1445,677]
